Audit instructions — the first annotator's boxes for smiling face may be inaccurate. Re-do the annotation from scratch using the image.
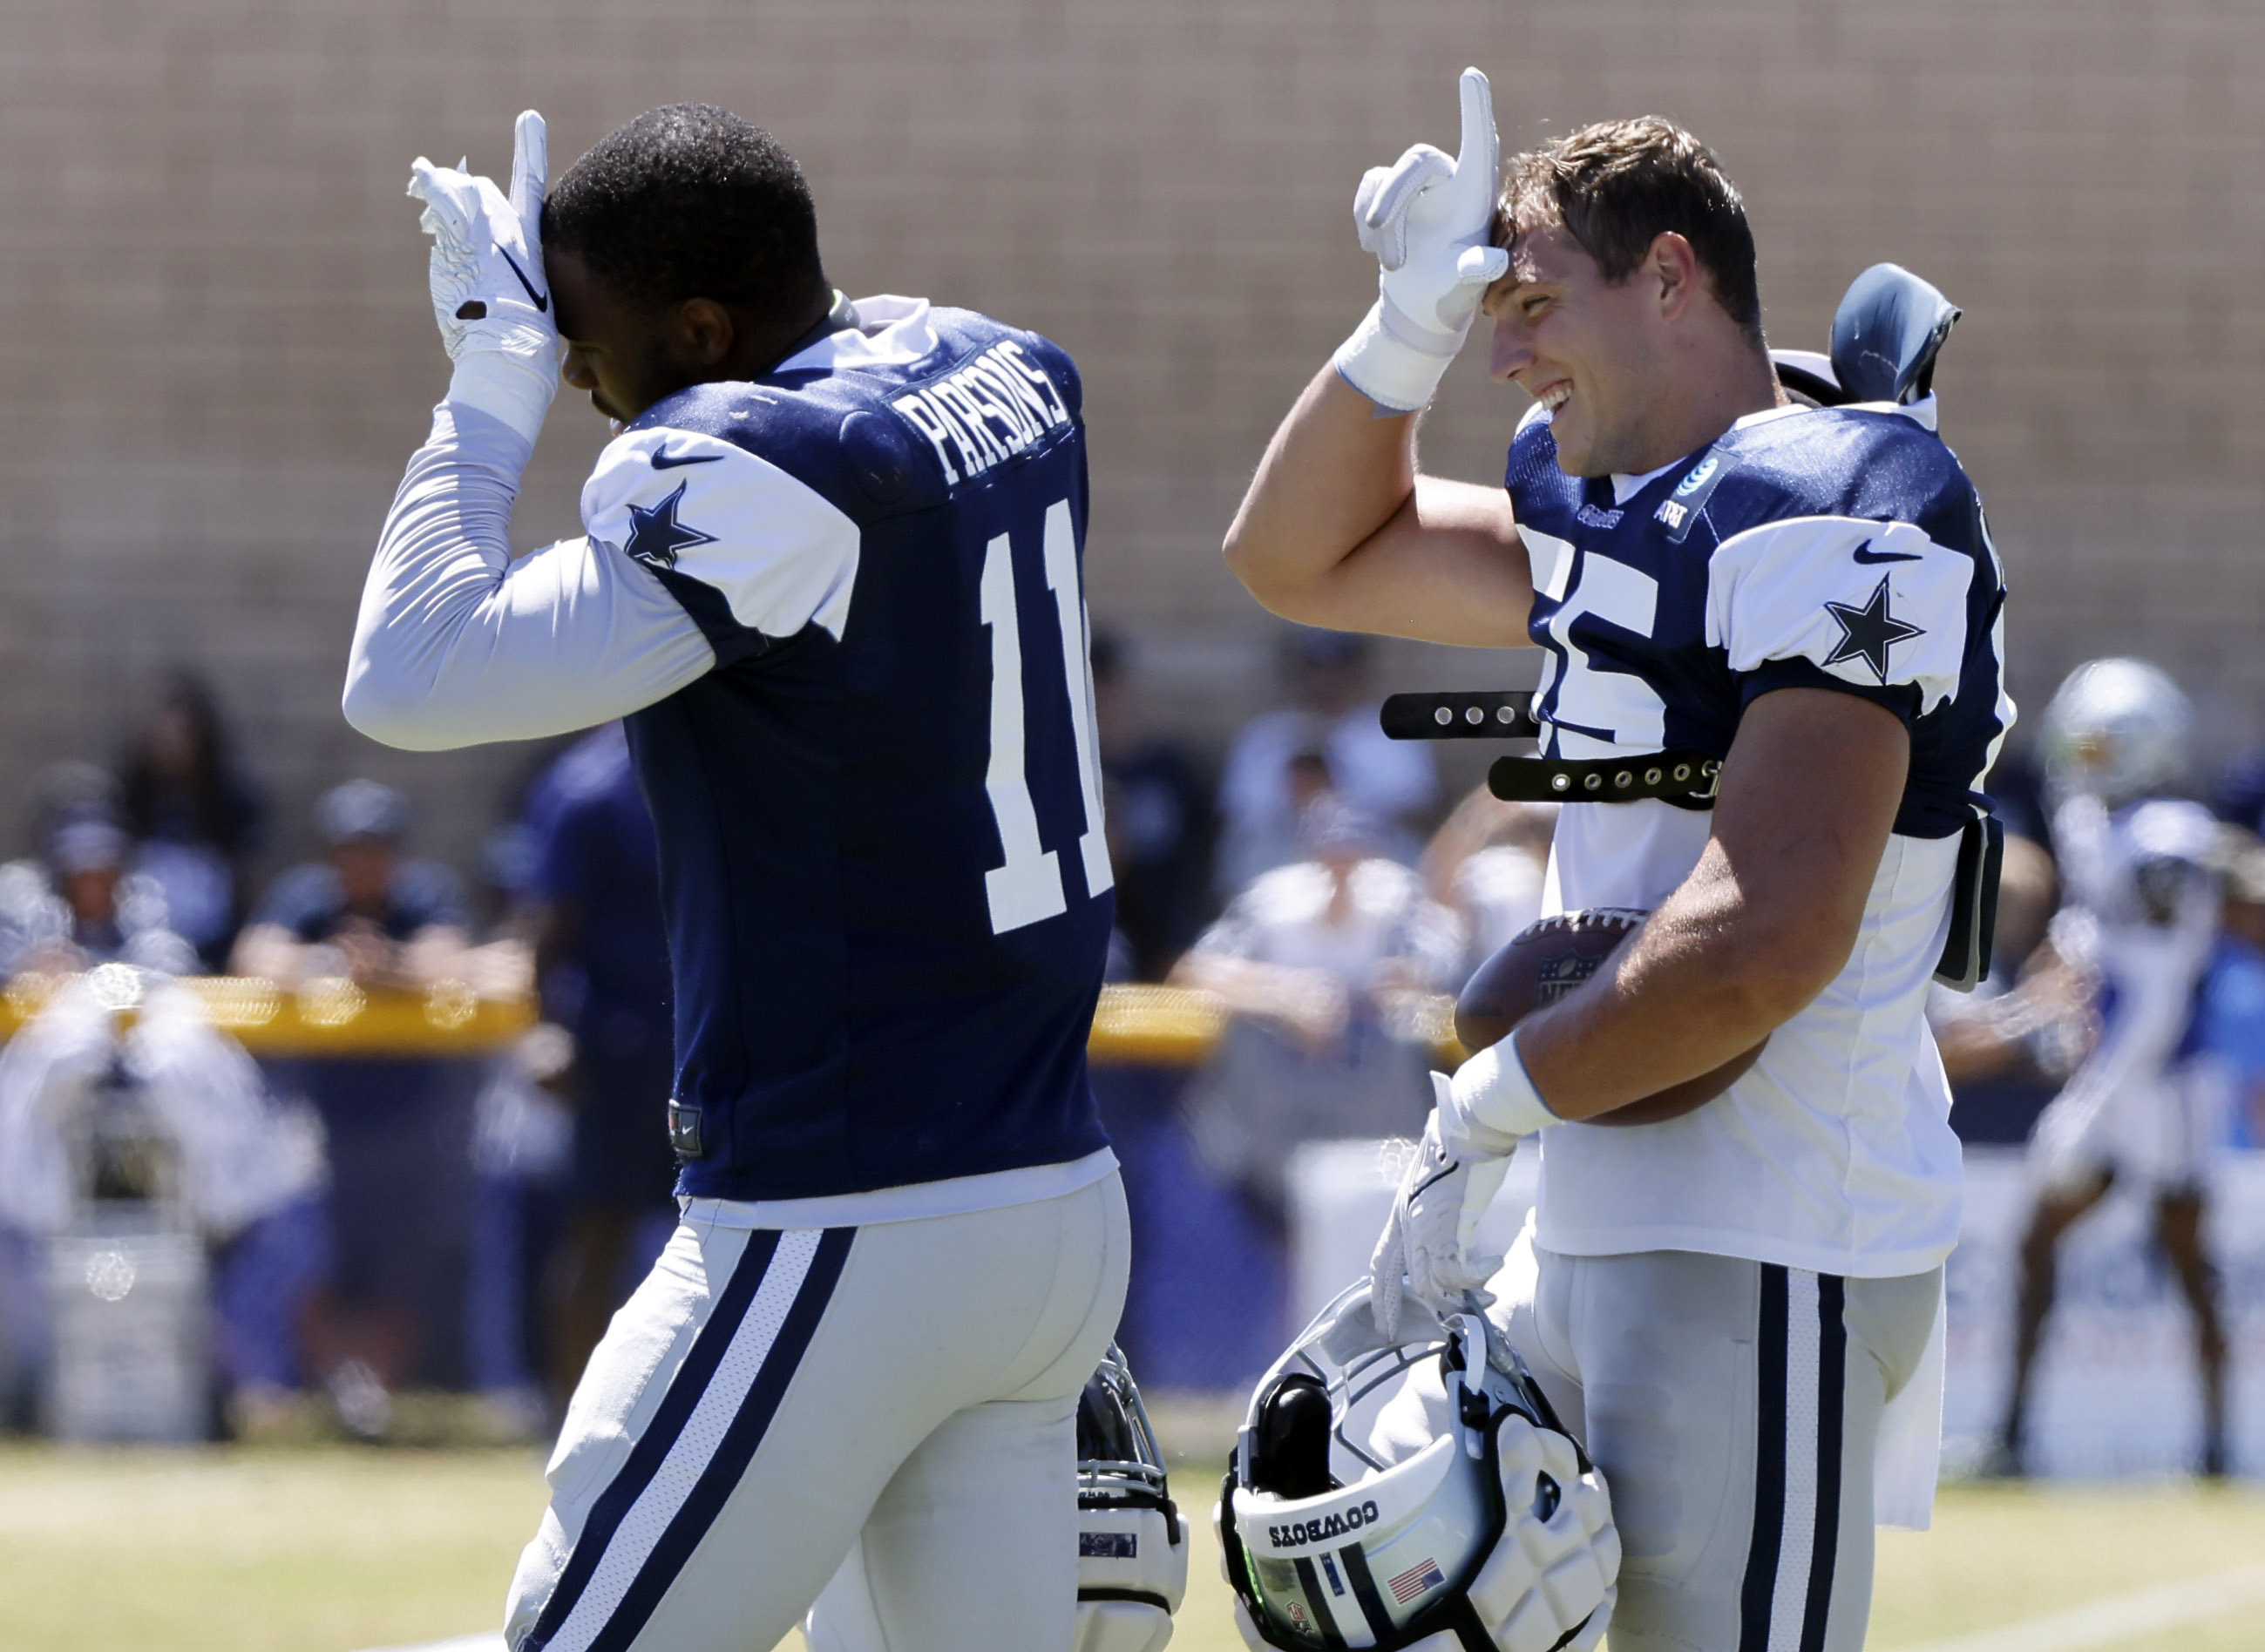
[1482,220,1685,478]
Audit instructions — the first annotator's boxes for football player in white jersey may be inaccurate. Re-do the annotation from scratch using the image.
[1993,659,2230,1478]
[1224,70,2009,1652]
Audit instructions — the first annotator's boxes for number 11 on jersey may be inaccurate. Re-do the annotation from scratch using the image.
[980,500,1114,934]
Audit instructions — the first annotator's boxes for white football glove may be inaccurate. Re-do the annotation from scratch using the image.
[1370,1072,1516,1338]
[1333,66,1512,413]
[406,110,559,443]
[1373,1031,1565,1337]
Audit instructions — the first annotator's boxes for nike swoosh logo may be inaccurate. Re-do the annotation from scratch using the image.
[1852,539,1923,564]
[496,246,549,313]
[651,446,723,471]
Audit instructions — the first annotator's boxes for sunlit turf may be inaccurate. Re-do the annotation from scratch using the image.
[0,1442,548,1652]
[0,1441,2258,1652]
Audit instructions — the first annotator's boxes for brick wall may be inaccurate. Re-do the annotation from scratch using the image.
[0,0,2257,872]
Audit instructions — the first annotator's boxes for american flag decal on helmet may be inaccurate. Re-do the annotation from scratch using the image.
[1387,1557,1447,1604]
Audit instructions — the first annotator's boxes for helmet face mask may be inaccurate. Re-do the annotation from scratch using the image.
[1075,1343,1190,1648]
[1078,1341,1179,1527]
[1217,1283,1617,1652]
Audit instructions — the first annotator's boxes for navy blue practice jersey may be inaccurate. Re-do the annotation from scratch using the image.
[1509,401,2017,1274]
[573,300,1114,1202]
[1509,402,2011,840]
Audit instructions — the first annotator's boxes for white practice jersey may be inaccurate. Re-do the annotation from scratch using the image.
[1505,397,2012,1278]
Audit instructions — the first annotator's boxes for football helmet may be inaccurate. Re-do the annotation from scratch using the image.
[2038,658,2193,808]
[1075,1342,1190,1652]
[1217,1281,1617,1652]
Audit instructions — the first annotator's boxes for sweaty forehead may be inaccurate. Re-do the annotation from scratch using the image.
[1484,220,1590,311]
[546,244,630,343]
[1502,220,1590,286]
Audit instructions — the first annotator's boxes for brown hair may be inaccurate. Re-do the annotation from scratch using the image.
[1496,118,1762,343]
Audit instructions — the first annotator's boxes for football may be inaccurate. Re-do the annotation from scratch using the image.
[1454,908,1766,1127]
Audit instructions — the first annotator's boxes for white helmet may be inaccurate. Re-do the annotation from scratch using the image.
[1075,1342,1190,1652]
[2038,658,2193,807]
[1216,1282,1617,1652]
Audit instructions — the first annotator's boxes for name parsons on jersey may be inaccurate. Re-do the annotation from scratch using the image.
[890,340,1073,484]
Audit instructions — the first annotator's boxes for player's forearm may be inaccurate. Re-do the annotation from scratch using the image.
[1518,688,1909,1121]
[344,402,531,748]
[1225,370,1529,645]
[343,403,712,751]
[1512,848,1828,1119]
[1224,365,1421,606]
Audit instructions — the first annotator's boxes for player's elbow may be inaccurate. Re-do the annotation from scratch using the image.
[1221,523,1325,626]
[341,667,465,753]
[1220,520,1276,603]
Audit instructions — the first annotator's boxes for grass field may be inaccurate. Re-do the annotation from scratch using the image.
[1,1442,2261,1652]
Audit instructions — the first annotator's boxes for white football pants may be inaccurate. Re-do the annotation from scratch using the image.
[1489,1233,1940,1652]
[505,1173,1129,1652]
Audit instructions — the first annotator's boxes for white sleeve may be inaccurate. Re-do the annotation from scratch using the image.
[343,401,717,751]
[576,423,863,648]
[346,407,867,752]
[1703,514,1974,717]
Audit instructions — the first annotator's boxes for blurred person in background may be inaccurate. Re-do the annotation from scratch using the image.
[0,972,324,1437]
[1992,660,2233,1479]
[1924,831,2090,1142]
[230,779,472,990]
[0,779,279,1428]
[1418,786,1558,972]
[2208,733,2265,841]
[2201,836,2265,1148]
[511,722,678,1412]
[462,1023,574,1440]
[451,763,581,1440]
[0,811,199,980]
[233,780,484,1439]
[1090,630,1214,981]
[119,673,267,972]
[1170,795,1461,1249]
[1214,627,1436,891]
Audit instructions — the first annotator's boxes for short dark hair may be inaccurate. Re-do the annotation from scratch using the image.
[1496,118,1762,343]
[544,104,827,321]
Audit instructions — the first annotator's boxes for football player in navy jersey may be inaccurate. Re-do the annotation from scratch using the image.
[1225,70,2010,1652]
[346,105,1126,1652]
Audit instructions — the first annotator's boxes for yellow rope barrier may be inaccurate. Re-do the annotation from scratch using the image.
[1087,985,1228,1066]
[0,972,535,1057]
[0,975,1465,1066]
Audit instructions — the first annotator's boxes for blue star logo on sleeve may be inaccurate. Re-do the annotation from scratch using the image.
[623,480,717,572]
[1821,574,1926,683]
